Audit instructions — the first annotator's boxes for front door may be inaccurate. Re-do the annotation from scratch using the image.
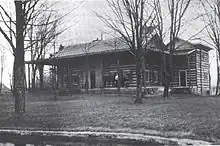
[179,71,187,86]
[90,71,96,89]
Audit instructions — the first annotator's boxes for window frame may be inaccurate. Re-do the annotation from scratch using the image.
[145,69,150,82]
[152,70,158,83]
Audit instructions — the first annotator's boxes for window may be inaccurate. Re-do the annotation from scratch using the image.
[145,70,149,82]
[103,71,116,87]
[72,73,80,85]
[204,72,208,81]
[152,71,158,83]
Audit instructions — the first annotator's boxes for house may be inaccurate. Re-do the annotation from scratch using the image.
[26,37,212,95]
[169,38,212,94]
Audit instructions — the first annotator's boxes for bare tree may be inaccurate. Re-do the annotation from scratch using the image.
[153,0,191,98]
[80,39,99,93]
[0,51,5,93]
[199,0,220,95]
[27,1,79,91]
[98,0,156,103]
[0,0,40,113]
[27,3,63,91]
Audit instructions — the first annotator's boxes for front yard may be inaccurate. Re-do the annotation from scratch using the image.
[0,92,220,143]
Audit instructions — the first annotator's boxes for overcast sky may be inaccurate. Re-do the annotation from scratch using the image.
[0,0,217,88]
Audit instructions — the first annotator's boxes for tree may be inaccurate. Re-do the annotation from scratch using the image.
[153,0,191,98]
[0,50,5,93]
[80,39,99,93]
[0,0,40,113]
[27,1,79,91]
[14,0,26,113]
[27,2,63,91]
[199,0,220,95]
[98,0,156,103]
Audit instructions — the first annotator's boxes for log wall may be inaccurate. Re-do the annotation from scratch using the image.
[196,49,209,94]
[172,52,197,87]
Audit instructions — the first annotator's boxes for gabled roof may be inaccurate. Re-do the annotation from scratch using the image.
[193,44,212,52]
[166,38,213,55]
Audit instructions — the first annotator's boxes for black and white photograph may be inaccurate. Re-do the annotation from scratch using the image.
[0,0,218,145]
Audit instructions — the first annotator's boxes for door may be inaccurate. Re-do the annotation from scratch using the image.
[90,70,96,89]
[179,70,187,86]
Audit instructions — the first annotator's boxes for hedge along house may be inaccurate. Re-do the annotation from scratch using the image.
[168,38,212,95]
[26,36,212,95]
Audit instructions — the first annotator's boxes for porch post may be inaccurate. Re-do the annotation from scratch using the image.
[60,65,64,88]
[68,64,72,93]
[100,54,104,90]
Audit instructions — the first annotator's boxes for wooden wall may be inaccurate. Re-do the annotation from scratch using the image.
[57,50,163,90]
[172,52,197,87]
[196,49,209,94]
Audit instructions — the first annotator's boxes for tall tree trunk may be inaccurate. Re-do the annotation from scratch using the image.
[85,54,89,93]
[169,48,173,87]
[160,42,169,98]
[216,57,219,95]
[163,54,169,98]
[134,51,143,103]
[14,1,25,113]
[142,57,146,97]
[0,61,3,93]
[39,65,44,89]
[117,59,121,94]
[32,66,37,91]
[28,64,31,90]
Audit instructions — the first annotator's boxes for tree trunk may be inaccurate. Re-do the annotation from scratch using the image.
[162,56,169,99]
[142,57,146,98]
[163,86,169,98]
[0,62,3,93]
[134,53,143,104]
[14,1,25,113]
[85,54,89,93]
[117,59,121,94]
[32,67,37,91]
[28,64,31,90]
[169,49,173,87]
[216,66,219,95]
[39,65,44,89]
[159,40,169,98]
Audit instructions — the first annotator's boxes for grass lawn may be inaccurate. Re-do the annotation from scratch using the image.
[0,92,220,143]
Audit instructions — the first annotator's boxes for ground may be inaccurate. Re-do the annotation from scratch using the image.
[0,92,220,144]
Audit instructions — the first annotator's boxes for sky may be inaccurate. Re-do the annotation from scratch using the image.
[0,0,217,88]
